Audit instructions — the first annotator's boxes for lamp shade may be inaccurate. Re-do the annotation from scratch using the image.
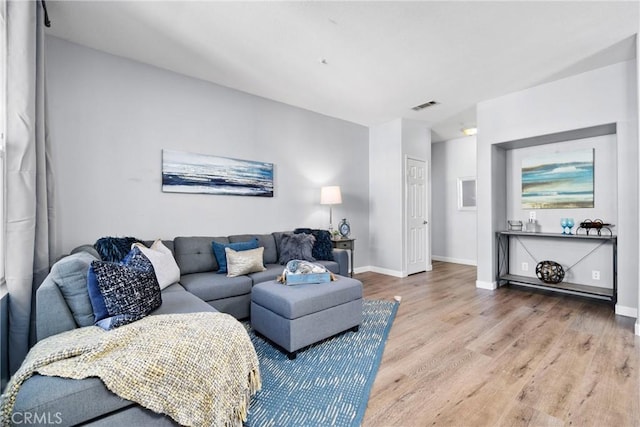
[320,186,342,205]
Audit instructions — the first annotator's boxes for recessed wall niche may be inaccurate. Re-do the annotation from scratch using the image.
[494,123,617,289]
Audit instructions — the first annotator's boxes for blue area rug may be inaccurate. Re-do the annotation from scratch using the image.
[245,299,399,427]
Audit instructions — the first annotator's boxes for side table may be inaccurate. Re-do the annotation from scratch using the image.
[331,238,355,277]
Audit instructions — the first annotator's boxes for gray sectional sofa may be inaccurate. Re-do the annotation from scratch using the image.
[11,232,349,426]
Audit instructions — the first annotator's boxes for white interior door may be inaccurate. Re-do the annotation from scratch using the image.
[406,157,429,275]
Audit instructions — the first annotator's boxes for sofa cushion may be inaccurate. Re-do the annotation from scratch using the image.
[212,238,259,274]
[180,272,252,302]
[13,375,134,426]
[279,233,316,264]
[91,247,162,330]
[226,247,266,277]
[161,283,186,293]
[50,251,98,327]
[229,234,278,264]
[174,236,228,274]
[314,260,340,275]
[248,263,284,284]
[151,288,218,316]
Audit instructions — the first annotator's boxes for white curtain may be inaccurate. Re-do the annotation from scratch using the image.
[6,0,55,374]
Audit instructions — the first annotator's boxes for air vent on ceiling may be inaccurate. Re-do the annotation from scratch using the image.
[411,100,439,111]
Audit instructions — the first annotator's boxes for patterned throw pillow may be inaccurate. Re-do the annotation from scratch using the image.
[89,247,162,330]
[294,228,335,261]
[225,247,266,277]
[212,238,260,274]
[279,233,316,264]
[94,236,143,262]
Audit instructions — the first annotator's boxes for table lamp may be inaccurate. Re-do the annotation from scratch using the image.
[320,186,342,232]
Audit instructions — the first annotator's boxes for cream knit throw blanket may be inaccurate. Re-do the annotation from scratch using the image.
[0,312,261,427]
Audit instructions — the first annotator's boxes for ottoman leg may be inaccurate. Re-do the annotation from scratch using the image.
[351,325,360,332]
[287,351,297,360]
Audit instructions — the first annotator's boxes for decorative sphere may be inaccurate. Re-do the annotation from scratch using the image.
[536,261,565,284]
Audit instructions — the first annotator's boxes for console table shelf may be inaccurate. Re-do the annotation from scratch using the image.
[496,231,617,304]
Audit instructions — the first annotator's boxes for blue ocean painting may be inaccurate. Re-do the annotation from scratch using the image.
[521,149,594,209]
[162,150,274,197]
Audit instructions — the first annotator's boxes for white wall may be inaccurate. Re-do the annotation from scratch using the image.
[46,37,371,265]
[368,119,431,276]
[432,136,477,265]
[477,60,639,315]
[368,119,403,275]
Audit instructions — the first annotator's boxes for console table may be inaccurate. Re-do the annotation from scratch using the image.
[496,231,617,304]
[332,238,355,277]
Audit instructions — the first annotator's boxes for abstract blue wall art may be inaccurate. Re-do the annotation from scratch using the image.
[162,150,274,197]
[522,149,594,209]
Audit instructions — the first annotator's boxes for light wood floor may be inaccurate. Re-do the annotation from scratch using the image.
[359,261,640,427]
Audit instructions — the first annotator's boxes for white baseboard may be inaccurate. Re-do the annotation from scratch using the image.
[476,280,497,290]
[636,321,640,336]
[615,305,638,318]
[354,266,427,278]
[353,266,372,275]
[432,255,477,266]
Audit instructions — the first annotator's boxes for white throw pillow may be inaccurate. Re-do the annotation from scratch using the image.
[133,240,181,290]
[225,247,266,277]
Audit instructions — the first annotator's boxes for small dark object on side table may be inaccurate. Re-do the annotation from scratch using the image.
[576,219,614,236]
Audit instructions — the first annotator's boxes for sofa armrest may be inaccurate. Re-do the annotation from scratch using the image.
[332,249,349,277]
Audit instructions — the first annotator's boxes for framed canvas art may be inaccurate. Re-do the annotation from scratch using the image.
[521,149,593,209]
[162,149,274,197]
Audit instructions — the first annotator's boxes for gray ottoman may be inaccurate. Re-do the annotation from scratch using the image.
[251,276,363,359]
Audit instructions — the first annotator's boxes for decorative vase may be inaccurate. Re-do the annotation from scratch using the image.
[566,218,574,235]
[560,218,568,234]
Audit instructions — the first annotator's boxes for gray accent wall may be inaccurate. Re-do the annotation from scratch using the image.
[432,136,477,265]
[477,59,639,315]
[45,37,370,266]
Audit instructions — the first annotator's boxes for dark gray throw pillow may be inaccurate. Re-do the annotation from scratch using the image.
[294,228,335,261]
[279,233,316,264]
[91,247,162,330]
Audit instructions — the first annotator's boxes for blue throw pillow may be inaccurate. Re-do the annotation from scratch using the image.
[87,266,109,323]
[90,246,161,330]
[212,238,260,274]
[294,228,334,261]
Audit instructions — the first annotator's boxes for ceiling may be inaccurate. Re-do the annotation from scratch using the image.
[45,1,639,142]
